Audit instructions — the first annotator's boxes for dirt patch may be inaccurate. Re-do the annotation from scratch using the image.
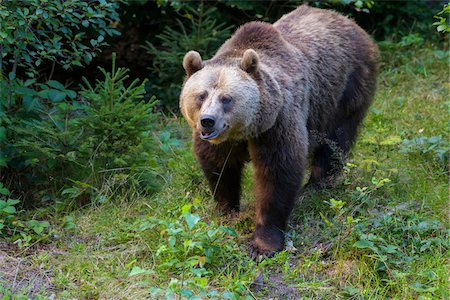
[0,242,58,297]
[251,256,304,300]
[251,270,301,300]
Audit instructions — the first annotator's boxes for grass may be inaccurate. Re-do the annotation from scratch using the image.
[0,44,448,299]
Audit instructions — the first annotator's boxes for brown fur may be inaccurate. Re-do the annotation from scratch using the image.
[180,5,378,258]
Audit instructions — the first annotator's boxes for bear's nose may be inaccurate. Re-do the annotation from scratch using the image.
[200,115,216,129]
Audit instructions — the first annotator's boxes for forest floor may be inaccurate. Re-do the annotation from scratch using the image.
[0,45,448,299]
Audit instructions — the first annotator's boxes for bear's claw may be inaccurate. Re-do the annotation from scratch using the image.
[249,236,282,261]
[249,244,276,261]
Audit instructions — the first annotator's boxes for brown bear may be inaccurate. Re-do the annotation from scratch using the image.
[179,5,378,259]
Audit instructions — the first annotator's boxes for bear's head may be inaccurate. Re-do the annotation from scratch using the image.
[180,49,274,144]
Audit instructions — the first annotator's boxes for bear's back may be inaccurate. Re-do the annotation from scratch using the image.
[211,21,290,65]
[274,5,378,133]
[274,5,377,68]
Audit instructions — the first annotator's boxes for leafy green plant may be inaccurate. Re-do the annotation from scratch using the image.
[433,3,450,33]
[0,182,19,233]
[133,198,253,299]
[400,135,448,169]
[0,0,121,78]
[319,0,375,13]
[378,33,424,51]
[318,169,392,257]
[0,181,51,246]
[143,4,232,109]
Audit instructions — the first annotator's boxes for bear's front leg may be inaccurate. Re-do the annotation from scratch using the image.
[194,136,248,213]
[249,129,306,259]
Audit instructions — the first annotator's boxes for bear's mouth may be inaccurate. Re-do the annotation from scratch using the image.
[200,125,228,141]
[200,130,220,140]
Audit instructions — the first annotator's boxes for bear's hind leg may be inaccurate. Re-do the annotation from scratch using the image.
[194,137,248,213]
[309,67,375,186]
[309,115,362,185]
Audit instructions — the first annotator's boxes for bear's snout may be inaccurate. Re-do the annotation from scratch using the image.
[198,114,229,142]
[200,115,216,131]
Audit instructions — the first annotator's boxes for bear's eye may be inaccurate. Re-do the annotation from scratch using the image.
[197,92,208,102]
[220,96,232,105]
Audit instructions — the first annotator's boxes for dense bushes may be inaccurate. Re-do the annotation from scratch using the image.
[12,58,159,201]
[0,0,160,214]
[0,0,121,77]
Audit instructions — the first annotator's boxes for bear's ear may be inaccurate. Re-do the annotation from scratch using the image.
[183,51,203,76]
[241,49,259,74]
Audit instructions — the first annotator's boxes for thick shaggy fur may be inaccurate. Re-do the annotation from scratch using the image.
[180,5,378,258]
